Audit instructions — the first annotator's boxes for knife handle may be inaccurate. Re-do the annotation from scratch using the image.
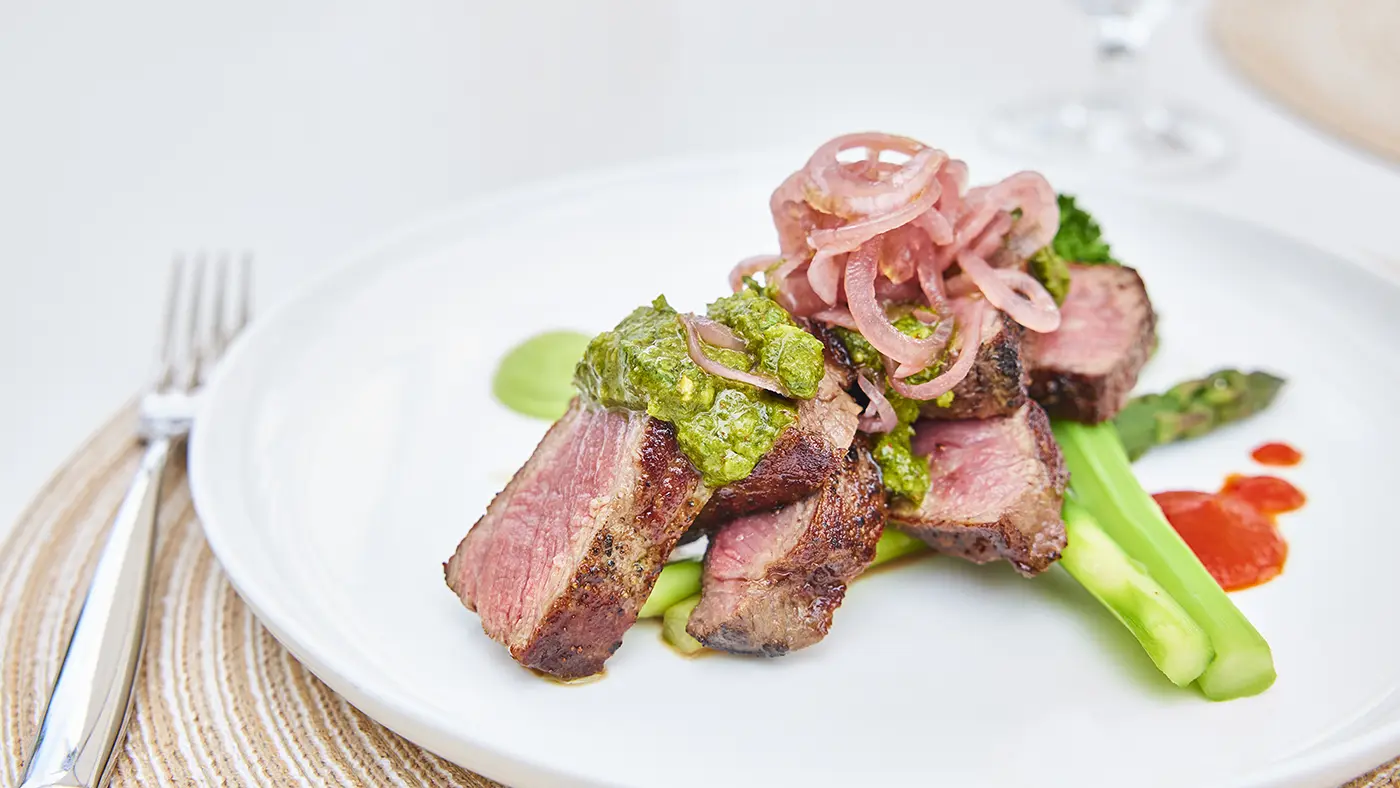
[20,438,171,788]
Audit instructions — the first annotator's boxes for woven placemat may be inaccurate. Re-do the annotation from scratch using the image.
[0,407,1396,788]
[1210,0,1400,164]
[0,408,499,787]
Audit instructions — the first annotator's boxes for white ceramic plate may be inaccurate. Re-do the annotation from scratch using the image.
[190,153,1400,788]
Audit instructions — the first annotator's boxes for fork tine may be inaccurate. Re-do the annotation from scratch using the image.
[211,254,229,359]
[156,257,185,390]
[236,252,253,334]
[182,254,207,390]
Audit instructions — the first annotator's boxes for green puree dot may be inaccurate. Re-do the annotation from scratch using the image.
[492,330,593,420]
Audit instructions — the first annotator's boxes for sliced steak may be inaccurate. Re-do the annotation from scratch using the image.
[810,304,1027,423]
[687,444,885,656]
[691,359,861,529]
[921,305,1029,421]
[443,399,710,679]
[890,402,1067,576]
[1023,263,1157,423]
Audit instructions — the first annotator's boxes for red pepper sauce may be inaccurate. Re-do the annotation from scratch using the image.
[1154,491,1287,591]
[1251,441,1303,467]
[1152,474,1305,592]
[1220,474,1306,515]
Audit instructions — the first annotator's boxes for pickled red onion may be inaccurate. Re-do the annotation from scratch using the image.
[844,241,949,368]
[887,300,987,399]
[808,181,942,255]
[984,171,1059,257]
[804,134,947,217]
[856,373,898,433]
[807,250,845,305]
[956,252,1061,333]
[969,212,1014,259]
[892,317,954,380]
[728,254,782,293]
[752,133,1065,389]
[680,314,788,395]
[913,210,955,246]
[772,259,827,317]
[692,315,746,350]
[811,307,858,330]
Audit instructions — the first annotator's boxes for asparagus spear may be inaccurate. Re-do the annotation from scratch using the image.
[661,595,705,654]
[869,528,930,567]
[638,559,702,618]
[1053,420,1276,700]
[1113,369,1286,461]
[1059,498,1213,687]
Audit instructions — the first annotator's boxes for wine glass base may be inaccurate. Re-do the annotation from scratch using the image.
[982,97,1232,177]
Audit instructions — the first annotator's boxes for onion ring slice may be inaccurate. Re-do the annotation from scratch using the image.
[679,314,788,396]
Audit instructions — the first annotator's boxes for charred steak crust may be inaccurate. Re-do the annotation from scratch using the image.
[513,418,708,677]
[687,444,886,656]
[923,311,1029,421]
[443,402,711,679]
[1025,264,1158,424]
[891,402,1068,576]
[804,319,858,389]
[691,358,861,530]
[693,424,839,527]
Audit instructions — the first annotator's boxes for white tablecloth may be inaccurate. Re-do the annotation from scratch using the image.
[2,0,1397,539]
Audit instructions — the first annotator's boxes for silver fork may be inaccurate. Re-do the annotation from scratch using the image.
[20,253,253,788]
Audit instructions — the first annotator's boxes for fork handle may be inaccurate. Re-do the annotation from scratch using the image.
[21,437,172,788]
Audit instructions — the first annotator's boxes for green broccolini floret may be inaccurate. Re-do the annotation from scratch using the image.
[1052,194,1119,265]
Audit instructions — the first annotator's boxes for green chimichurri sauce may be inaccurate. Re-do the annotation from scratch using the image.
[832,309,954,505]
[707,288,825,399]
[870,392,930,505]
[832,310,957,388]
[492,329,594,420]
[573,292,824,487]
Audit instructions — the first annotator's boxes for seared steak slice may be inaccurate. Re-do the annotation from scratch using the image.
[687,445,885,656]
[890,402,1067,576]
[811,304,1027,423]
[692,359,861,528]
[1023,263,1157,424]
[921,306,1028,421]
[443,399,710,679]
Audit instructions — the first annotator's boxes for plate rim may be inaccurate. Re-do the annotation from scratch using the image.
[189,150,1400,788]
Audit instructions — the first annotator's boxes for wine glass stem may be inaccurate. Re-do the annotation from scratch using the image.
[1092,18,1146,113]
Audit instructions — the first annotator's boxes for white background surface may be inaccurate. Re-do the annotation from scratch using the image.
[2,0,1399,540]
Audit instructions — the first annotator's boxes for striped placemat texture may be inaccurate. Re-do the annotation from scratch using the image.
[0,408,1395,786]
[0,409,499,787]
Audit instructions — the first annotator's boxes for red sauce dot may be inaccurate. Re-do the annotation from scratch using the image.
[1154,491,1288,591]
[1251,442,1303,467]
[1220,474,1306,515]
